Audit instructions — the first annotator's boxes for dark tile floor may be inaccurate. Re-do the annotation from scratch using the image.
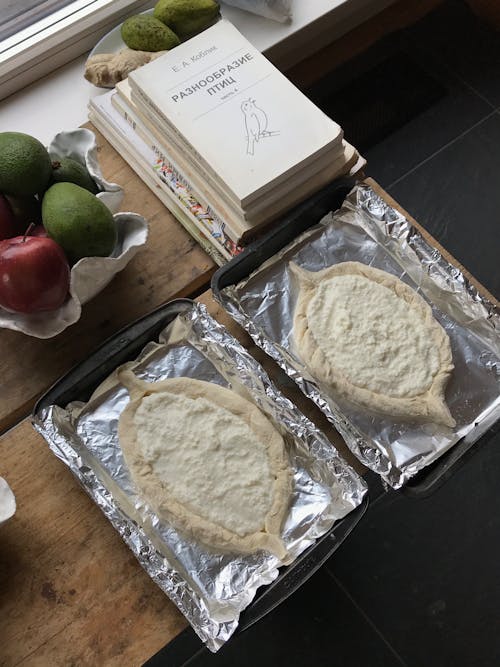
[313,0,500,298]
[172,566,407,667]
[146,2,500,664]
[326,427,500,667]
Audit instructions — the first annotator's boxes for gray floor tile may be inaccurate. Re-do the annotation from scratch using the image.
[408,0,500,108]
[306,32,492,188]
[326,428,500,667]
[362,56,492,187]
[388,112,500,298]
[146,567,407,667]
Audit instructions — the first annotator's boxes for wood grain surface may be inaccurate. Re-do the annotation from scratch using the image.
[0,125,216,436]
[0,420,187,667]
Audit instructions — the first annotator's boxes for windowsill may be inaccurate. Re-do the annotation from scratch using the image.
[0,0,396,145]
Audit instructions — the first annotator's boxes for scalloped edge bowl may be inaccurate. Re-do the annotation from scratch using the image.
[0,129,148,338]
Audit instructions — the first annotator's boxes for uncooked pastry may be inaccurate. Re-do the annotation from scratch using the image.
[291,261,455,428]
[117,370,292,560]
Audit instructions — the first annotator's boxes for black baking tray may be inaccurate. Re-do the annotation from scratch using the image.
[32,297,369,657]
[213,177,357,291]
[210,181,499,498]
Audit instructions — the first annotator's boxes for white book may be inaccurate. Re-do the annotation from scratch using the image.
[117,78,347,217]
[90,109,230,265]
[129,88,347,218]
[113,85,245,241]
[114,82,351,232]
[131,91,350,220]
[88,92,237,262]
[128,20,343,208]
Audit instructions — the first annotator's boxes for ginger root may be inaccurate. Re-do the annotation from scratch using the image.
[84,49,167,88]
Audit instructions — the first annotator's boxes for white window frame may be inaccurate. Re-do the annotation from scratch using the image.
[0,0,154,101]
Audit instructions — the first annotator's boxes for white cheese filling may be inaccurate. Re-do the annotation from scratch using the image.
[306,274,440,397]
[133,391,274,535]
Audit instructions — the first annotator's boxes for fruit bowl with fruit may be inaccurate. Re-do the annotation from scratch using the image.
[0,129,148,338]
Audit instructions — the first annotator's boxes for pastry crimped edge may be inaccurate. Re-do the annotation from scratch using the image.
[118,370,292,561]
[290,261,456,428]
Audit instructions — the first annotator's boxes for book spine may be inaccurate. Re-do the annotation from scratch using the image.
[125,90,253,227]
[107,100,243,258]
[112,94,245,244]
[153,156,242,257]
[88,109,230,265]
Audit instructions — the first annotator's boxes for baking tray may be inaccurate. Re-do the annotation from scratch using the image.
[210,185,499,497]
[33,298,368,646]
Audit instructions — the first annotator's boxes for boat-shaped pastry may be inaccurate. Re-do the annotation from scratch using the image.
[118,370,292,560]
[291,261,455,428]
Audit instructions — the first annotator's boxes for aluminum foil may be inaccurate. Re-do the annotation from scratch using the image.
[217,184,500,489]
[32,302,367,652]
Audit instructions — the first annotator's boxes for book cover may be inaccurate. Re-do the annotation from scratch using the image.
[130,87,347,218]
[128,20,343,207]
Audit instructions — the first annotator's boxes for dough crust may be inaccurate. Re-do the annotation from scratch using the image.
[118,370,292,560]
[291,261,456,428]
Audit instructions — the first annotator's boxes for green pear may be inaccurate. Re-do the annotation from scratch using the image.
[121,14,180,51]
[42,182,117,263]
[51,156,99,194]
[153,0,220,37]
[0,132,52,197]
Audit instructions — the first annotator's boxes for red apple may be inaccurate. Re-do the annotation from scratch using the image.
[0,235,70,313]
[0,194,19,240]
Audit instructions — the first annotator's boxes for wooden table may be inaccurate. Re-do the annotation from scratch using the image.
[0,119,497,665]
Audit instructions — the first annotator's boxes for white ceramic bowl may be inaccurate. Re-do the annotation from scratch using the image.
[0,128,148,338]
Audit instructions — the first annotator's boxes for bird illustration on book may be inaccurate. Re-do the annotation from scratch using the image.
[241,98,279,155]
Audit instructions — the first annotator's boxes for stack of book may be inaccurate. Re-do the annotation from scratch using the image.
[88,20,364,265]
